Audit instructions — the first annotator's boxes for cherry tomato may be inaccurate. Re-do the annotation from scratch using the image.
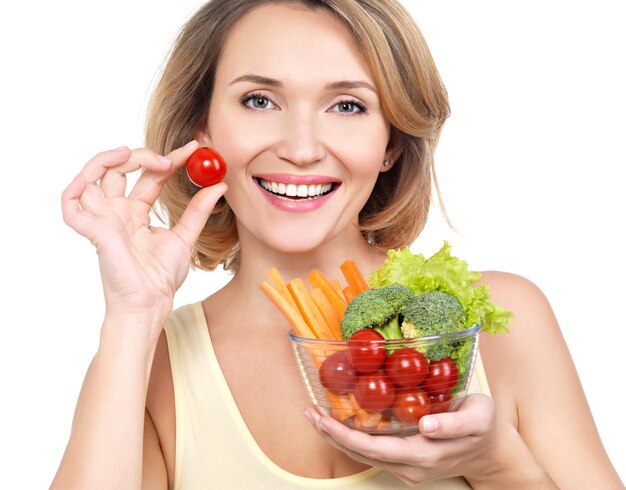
[384,347,428,388]
[392,388,431,424]
[353,371,396,412]
[423,357,459,396]
[186,147,227,187]
[429,392,452,414]
[347,328,386,373]
[318,351,356,394]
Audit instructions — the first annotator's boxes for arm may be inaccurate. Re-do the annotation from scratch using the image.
[51,142,227,489]
[478,272,624,489]
[51,313,166,490]
[304,272,624,488]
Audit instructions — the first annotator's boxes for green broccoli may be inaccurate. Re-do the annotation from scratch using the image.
[401,291,467,359]
[340,284,415,340]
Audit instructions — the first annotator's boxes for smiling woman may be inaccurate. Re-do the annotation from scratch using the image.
[49,0,624,489]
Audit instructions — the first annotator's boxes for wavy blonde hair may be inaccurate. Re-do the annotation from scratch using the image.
[146,0,450,272]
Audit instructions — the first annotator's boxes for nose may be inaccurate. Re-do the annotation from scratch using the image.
[275,111,326,166]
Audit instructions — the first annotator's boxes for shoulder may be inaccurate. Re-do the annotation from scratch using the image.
[474,271,570,427]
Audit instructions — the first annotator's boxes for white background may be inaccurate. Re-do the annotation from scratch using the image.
[1,1,624,487]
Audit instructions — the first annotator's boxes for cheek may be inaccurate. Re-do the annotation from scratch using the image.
[327,122,390,175]
[208,103,256,157]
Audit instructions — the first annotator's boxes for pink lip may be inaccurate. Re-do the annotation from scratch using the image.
[253,174,340,213]
[253,173,340,185]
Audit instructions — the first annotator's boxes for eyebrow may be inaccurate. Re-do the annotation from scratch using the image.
[229,74,377,93]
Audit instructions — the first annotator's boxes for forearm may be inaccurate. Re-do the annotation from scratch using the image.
[467,422,559,490]
[51,311,166,490]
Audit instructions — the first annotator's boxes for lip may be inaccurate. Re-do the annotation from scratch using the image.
[253,173,340,213]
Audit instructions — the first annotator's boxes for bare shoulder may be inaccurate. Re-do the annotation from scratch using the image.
[475,270,566,409]
[476,271,623,487]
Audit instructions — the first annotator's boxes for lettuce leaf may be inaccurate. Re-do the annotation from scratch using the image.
[369,242,513,335]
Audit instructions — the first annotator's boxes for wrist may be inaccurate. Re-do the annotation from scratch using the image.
[101,304,171,349]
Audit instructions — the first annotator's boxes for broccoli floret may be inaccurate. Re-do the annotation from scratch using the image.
[401,291,467,359]
[340,285,415,340]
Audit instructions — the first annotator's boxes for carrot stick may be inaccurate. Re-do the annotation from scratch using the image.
[354,409,383,429]
[343,286,359,303]
[310,288,342,340]
[340,259,370,295]
[267,267,298,311]
[326,391,358,421]
[307,269,348,320]
[260,281,316,338]
[348,393,383,429]
[288,278,336,340]
[331,279,346,300]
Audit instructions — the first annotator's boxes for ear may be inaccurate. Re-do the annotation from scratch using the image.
[193,116,213,148]
[380,132,403,172]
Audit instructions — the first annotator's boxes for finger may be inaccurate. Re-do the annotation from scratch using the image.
[171,182,228,250]
[99,168,127,198]
[128,140,200,205]
[61,174,92,236]
[419,394,495,440]
[310,409,420,465]
[81,146,171,185]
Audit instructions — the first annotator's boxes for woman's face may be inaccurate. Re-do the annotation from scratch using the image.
[203,3,395,256]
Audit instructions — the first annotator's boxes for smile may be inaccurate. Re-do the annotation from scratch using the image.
[255,178,337,200]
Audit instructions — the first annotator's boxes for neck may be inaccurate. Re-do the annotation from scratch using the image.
[215,225,389,329]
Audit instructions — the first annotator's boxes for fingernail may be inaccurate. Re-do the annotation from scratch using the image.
[421,416,439,433]
[158,155,172,165]
[113,145,128,151]
[303,410,314,424]
[184,140,198,148]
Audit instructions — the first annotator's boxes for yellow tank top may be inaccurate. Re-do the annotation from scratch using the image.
[164,302,491,489]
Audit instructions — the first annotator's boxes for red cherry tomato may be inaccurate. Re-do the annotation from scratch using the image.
[347,329,387,373]
[429,392,452,414]
[392,388,431,424]
[186,147,227,187]
[423,357,459,396]
[318,351,356,394]
[384,347,429,388]
[353,371,396,412]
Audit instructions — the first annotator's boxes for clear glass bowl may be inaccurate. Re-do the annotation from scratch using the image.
[289,324,481,436]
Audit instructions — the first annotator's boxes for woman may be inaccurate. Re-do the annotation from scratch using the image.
[53,0,624,488]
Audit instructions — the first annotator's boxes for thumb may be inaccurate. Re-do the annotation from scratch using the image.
[419,394,495,439]
[171,182,228,250]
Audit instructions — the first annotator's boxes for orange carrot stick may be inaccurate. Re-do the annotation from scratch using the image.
[343,286,359,303]
[331,279,346,300]
[267,267,298,311]
[310,288,342,340]
[326,391,358,421]
[260,281,315,338]
[288,278,336,340]
[306,269,348,319]
[340,259,370,295]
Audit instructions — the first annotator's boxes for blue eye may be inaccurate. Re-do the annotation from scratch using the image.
[241,93,275,110]
[331,99,367,115]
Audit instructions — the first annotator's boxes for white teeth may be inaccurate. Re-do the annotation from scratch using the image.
[258,179,334,198]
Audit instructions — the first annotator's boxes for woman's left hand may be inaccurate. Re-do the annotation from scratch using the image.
[305,394,554,488]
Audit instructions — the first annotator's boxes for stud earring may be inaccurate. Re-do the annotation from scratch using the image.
[383,159,392,167]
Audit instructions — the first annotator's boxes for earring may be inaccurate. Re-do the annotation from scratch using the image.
[383,159,392,167]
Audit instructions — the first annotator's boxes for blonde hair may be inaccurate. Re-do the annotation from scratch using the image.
[146,0,450,272]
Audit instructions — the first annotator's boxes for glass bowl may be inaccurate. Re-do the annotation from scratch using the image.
[289,324,481,436]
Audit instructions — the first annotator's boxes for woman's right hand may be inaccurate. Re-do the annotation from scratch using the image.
[61,141,227,325]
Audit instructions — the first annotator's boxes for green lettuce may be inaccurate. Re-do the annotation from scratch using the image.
[369,242,513,335]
